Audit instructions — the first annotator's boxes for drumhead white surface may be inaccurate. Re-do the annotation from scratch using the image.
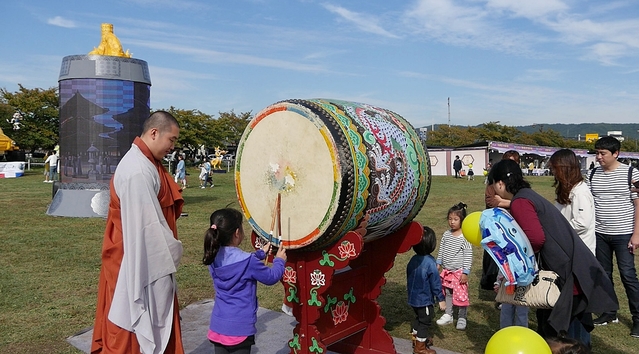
[236,109,341,248]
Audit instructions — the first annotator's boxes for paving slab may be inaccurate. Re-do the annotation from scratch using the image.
[67,299,460,354]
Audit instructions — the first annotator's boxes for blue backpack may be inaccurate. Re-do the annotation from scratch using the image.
[479,208,536,287]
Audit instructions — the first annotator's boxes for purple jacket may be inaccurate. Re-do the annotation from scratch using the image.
[208,247,285,336]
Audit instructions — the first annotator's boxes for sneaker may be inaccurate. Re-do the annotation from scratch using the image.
[200,186,205,189]
[456,318,467,330]
[436,313,453,325]
[210,184,214,188]
[593,314,619,326]
[631,322,639,338]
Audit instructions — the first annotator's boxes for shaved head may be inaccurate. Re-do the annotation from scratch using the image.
[142,111,179,135]
[140,111,180,160]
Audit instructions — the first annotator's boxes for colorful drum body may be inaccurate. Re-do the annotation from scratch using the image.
[235,99,431,250]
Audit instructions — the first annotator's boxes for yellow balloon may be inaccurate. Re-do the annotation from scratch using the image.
[485,326,551,354]
[461,211,482,246]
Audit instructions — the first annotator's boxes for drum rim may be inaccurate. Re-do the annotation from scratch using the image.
[235,101,352,249]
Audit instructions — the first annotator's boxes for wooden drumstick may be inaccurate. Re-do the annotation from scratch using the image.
[276,192,282,243]
[265,195,278,265]
[287,217,290,249]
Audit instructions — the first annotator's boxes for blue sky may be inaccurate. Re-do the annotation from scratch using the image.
[1,0,639,129]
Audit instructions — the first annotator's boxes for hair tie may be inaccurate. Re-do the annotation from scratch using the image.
[210,224,217,230]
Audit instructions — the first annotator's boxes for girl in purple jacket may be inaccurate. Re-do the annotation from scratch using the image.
[203,208,287,354]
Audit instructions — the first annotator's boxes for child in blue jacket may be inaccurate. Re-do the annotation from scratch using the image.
[203,208,286,354]
[407,226,446,354]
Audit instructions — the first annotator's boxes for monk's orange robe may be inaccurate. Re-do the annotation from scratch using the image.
[91,137,184,354]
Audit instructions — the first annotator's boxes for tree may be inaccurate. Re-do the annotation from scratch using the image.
[474,122,524,143]
[165,107,215,154]
[427,125,477,146]
[163,108,252,157]
[0,85,59,151]
[527,128,566,148]
[212,110,252,148]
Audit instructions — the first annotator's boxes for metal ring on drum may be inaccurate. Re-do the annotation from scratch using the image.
[235,99,431,251]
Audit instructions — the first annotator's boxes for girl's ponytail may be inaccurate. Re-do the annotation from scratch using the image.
[203,226,221,265]
[448,201,468,222]
[202,208,244,266]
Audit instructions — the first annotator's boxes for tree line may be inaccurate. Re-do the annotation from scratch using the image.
[3,84,638,155]
[0,85,251,155]
[427,122,639,152]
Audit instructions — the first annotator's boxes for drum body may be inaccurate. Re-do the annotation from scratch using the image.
[235,99,431,250]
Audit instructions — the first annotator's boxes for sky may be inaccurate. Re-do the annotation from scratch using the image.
[1,0,639,130]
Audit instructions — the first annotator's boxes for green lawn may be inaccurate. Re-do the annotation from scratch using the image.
[0,167,637,353]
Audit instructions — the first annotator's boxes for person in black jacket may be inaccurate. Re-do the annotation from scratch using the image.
[453,155,462,178]
[487,159,618,348]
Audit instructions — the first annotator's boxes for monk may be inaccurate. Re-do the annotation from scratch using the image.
[91,111,185,354]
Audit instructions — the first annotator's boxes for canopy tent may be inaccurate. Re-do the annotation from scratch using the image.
[488,141,590,157]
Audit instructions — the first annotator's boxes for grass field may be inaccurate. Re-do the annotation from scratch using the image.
[1,166,638,353]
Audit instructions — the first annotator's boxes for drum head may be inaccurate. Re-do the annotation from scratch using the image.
[236,107,341,249]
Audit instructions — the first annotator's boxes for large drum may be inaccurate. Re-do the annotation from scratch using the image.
[235,99,431,251]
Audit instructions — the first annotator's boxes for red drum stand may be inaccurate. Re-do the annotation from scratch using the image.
[274,221,422,354]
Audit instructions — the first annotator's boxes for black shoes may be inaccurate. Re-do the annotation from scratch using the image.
[631,322,639,338]
[593,314,619,326]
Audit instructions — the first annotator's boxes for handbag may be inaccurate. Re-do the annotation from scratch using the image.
[495,255,561,309]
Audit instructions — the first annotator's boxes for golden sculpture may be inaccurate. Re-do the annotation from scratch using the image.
[88,23,131,58]
[210,146,228,170]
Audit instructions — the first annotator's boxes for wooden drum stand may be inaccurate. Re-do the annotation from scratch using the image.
[271,221,422,354]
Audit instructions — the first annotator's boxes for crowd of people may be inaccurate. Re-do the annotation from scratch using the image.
[87,110,637,354]
[170,151,221,189]
[409,137,638,353]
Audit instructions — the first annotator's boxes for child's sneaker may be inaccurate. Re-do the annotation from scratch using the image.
[436,313,453,325]
[456,318,467,330]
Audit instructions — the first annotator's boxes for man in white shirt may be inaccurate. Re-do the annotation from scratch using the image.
[588,136,639,338]
[44,152,59,182]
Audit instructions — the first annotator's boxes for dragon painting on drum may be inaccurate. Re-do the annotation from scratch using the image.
[235,99,431,251]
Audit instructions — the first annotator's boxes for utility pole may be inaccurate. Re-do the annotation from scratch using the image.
[447,97,450,126]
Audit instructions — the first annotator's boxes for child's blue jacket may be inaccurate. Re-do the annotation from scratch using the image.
[406,254,445,307]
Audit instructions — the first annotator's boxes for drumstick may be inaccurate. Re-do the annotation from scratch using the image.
[269,197,277,236]
[265,195,278,265]
[276,193,282,243]
[287,217,290,249]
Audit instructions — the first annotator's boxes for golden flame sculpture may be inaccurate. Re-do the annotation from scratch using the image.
[88,23,131,58]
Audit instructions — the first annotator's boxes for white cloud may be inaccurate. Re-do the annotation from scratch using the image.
[124,0,209,11]
[515,69,562,82]
[403,0,537,55]
[0,55,61,90]
[322,3,400,38]
[398,68,639,126]
[47,16,76,28]
[403,0,639,66]
[584,42,629,66]
[485,0,568,19]
[539,15,639,65]
[127,39,328,72]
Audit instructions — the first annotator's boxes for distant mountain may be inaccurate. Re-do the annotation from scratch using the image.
[421,123,639,141]
[514,123,639,140]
